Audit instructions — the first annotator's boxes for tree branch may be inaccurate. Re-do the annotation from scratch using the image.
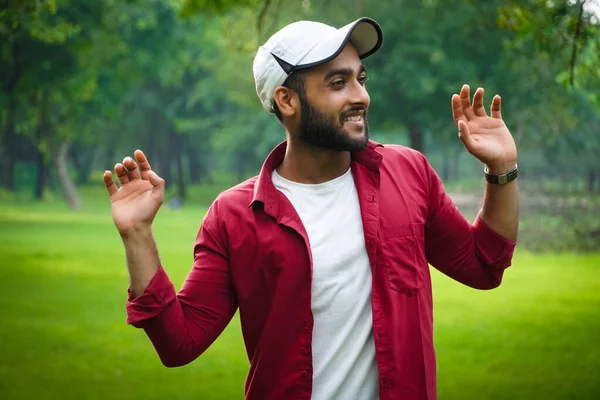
[4,34,22,93]
[569,0,587,85]
[256,0,272,40]
[265,0,283,37]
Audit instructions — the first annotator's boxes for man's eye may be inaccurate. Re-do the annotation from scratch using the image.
[358,76,369,85]
[331,80,345,88]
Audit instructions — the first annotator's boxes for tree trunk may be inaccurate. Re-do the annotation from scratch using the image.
[53,140,81,209]
[159,130,173,191]
[2,39,21,191]
[34,149,47,200]
[70,143,95,186]
[588,168,597,193]
[174,133,186,200]
[33,90,50,200]
[4,93,17,191]
[145,114,158,175]
[408,124,425,154]
[187,146,202,184]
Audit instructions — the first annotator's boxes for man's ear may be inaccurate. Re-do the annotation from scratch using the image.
[273,87,299,118]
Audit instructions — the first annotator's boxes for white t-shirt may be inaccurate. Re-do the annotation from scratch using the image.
[272,168,379,400]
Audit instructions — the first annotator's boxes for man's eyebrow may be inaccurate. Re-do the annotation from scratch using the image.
[323,64,367,81]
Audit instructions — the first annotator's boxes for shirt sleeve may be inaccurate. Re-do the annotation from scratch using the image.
[126,266,177,326]
[422,156,516,289]
[124,203,238,367]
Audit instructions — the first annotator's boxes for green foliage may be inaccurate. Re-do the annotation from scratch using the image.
[499,0,600,108]
[1,0,598,203]
[180,0,261,17]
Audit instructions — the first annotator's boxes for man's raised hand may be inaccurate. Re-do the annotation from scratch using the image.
[103,150,165,237]
[451,84,517,174]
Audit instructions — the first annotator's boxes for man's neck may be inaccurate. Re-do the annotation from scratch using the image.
[276,137,351,184]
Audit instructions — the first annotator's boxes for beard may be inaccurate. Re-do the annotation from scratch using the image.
[297,95,370,152]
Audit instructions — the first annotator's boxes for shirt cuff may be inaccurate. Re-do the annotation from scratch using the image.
[473,217,517,269]
[126,266,177,327]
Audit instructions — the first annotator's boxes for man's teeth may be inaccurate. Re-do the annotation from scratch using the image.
[345,115,362,121]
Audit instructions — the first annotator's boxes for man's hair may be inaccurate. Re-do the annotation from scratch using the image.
[272,71,306,122]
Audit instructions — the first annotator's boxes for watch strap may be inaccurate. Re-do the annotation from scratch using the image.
[484,165,518,185]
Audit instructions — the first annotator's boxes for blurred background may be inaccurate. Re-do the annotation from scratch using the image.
[0,0,598,399]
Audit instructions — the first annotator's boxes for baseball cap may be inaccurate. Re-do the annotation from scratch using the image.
[253,17,383,113]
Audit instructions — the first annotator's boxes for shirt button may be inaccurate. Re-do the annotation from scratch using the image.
[304,322,311,331]
[302,370,308,378]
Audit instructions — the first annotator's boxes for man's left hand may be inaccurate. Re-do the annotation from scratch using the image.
[451,84,517,174]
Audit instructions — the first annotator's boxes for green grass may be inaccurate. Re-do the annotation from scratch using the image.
[433,252,600,399]
[0,186,599,399]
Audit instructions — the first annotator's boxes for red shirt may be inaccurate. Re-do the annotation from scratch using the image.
[126,141,516,400]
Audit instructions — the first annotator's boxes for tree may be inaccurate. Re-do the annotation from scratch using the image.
[499,0,600,108]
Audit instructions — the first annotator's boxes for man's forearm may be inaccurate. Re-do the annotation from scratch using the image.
[478,165,519,241]
[121,227,161,297]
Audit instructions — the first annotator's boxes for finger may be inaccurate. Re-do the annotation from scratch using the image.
[460,84,476,120]
[457,120,477,153]
[472,87,487,117]
[103,170,118,196]
[148,171,166,203]
[123,156,140,180]
[115,163,130,186]
[490,95,502,119]
[134,150,152,180]
[148,170,165,188]
[451,94,468,125]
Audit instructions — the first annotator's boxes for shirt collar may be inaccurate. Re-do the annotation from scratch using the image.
[249,140,383,209]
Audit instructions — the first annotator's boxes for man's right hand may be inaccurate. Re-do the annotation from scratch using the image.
[103,150,165,237]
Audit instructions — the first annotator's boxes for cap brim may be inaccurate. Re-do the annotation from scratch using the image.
[294,17,383,71]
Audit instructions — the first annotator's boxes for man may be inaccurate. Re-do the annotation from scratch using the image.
[104,17,518,400]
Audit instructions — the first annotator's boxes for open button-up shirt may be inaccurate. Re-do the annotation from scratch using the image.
[126,140,516,400]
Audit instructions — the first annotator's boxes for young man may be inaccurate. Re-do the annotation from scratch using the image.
[104,17,518,400]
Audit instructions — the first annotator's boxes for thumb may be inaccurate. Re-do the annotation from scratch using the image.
[149,171,165,193]
[457,120,476,153]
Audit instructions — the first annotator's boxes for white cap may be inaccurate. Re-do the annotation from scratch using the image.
[253,17,383,112]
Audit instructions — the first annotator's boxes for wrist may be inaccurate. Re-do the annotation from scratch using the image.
[485,162,517,175]
[484,163,518,185]
[119,223,154,242]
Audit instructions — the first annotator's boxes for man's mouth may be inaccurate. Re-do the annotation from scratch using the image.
[342,110,365,123]
[344,114,363,122]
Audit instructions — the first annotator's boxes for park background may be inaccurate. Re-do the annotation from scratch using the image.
[1,0,599,399]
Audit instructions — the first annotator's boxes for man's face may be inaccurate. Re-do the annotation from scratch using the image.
[294,44,371,152]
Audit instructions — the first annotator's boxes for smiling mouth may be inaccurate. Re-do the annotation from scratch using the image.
[344,115,363,122]
[342,111,365,123]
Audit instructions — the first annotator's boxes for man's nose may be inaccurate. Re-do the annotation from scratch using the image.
[349,80,370,107]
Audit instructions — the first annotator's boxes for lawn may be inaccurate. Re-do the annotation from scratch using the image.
[0,186,599,399]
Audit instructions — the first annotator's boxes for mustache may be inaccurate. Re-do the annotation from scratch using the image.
[340,106,368,121]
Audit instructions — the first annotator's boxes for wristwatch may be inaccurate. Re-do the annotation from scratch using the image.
[484,165,518,185]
